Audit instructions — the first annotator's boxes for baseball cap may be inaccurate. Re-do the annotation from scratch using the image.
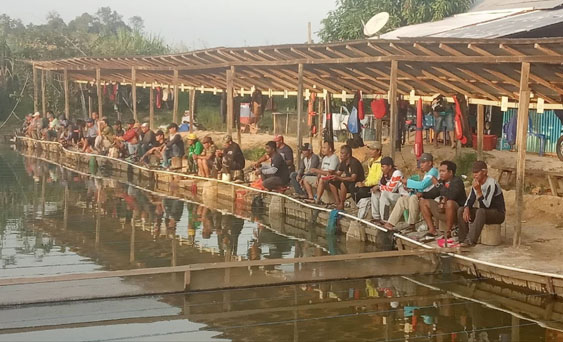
[381,156,394,166]
[274,135,284,142]
[472,160,488,173]
[301,143,312,151]
[202,136,212,144]
[368,141,382,150]
[223,135,233,143]
[419,153,433,162]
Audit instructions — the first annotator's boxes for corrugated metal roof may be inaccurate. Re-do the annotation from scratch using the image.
[434,7,563,38]
[470,0,563,11]
[380,9,523,39]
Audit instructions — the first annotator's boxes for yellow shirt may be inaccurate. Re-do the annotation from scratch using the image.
[364,156,382,187]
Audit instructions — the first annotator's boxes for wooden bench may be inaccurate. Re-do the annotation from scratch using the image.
[497,167,563,197]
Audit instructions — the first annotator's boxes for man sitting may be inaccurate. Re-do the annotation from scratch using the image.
[94,118,115,154]
[354,141,383,204]
[358,157,406,223]
[324,144,365,210]
[161,123,185,168]
[384,153,438,231]
[139,123,156,157]
[186,133,204,174]
[222,135,245,181]
[458,161,505,247]
[306,141,339,203]
[420,160,467,238]
[116,119,139,160]
[255,135,294,174]
[82,118,98,153]
[141,130,166,165]
[290,143,320,198]
[256,141,289,191]
[194,136,217,177]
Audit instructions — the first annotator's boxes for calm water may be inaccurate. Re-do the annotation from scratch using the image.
[1,146,562,341]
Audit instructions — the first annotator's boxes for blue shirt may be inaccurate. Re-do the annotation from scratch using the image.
[178,123,190,132]
[407,167,438,193]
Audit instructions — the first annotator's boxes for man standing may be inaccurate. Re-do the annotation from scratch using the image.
[222,135,245,181]
[257,141,289,190]
[327,145,365,210]
[458,161,505,247]
[420,160,467,238]
[358,157,406,223]
[290,143,320,198]
[384,153,438,230]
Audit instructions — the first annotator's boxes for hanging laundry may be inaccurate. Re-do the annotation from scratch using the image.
[109,83,118,102]
[156,87,162,109]
[103,84,108,98]
[162,86,170,101]
[371,98,387,119]
[324,92,334,145]
[358,91,365,120]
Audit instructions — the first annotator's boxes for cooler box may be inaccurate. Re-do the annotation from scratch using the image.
[472,134,498,151]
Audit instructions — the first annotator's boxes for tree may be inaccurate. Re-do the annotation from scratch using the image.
[319,0,475,42]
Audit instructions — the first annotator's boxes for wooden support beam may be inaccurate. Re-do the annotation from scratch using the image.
[413,43,438,56]
[296,63,304,168]
[499,44,522,56]
[457,67,516,98]
[467,43,493,56]
[389,60,398,160]
[172,69,179,123]
[149,85,155,129]
[63,68,70,119]
[96,68,102,117]
[432,67,499,101]
[534,43,560,56]
[477,104,484,160]
[41,69,47,116]
[438,43,464,56]
[33,67,39,113]
[514,62,530,248]
[226,67,234,136]
[131,68,137,121]
[189,89,196,133]
[421,70,473,98]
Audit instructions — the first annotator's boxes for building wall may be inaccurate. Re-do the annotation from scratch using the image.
[502,109,563,154]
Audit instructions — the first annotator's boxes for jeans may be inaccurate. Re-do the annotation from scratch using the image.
[457,207,505,244]
[262,174,283,190]
[163,145,183,166]
[290,172,306,196]
[125,142,139,157]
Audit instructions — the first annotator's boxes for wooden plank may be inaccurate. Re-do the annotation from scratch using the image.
[131,67,137,121]
[172,69,179,123]
[226,68,234,136]
[149,85,155,129]
[189,89,196,132]
[477,104,484,160]
[548,175,558,196]
[534,43,560,56]
[33,67,39,113]
[41,69,46,116]
[96,68,102,117]
[296,63,304,168]
[389,60,398,160]
[63,68,70,119]
[514,62,530,247]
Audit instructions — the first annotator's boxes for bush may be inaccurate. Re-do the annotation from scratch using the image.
[243,147,266,161]
[454,151,479,179]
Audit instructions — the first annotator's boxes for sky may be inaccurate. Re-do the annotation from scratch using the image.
[2,0,338,50]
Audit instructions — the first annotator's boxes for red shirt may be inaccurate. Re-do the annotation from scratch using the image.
[122,128,138,142]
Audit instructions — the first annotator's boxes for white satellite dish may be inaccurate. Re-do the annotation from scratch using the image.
[363,12,390,38]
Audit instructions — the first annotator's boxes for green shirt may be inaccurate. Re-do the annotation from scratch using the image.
[188,140,204,157]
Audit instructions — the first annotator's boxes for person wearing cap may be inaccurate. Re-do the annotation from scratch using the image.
[325,145,365,210]
[179,119,190,132]
[44,112,60,141]
[384,153,439,231]
[458,161,505,247]
[141,130,166,165]
[115,119,140,160]
[194,136,217,177]
[82,118,98,152]
[254,135,294,173]
[420,160,467,238]
[354,141,384,201]
[185,133,204,174]
[139,123,156,158]
[94,118,115,153]
[290,143,320,198]
[221,135,245,181]
[256,141,290,190]
[357,156,407,223]
[161,123,185,168]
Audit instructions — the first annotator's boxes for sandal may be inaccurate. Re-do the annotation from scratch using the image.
[303,198,316,204]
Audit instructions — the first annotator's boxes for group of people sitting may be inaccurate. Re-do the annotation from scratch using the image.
[252,136,505,248]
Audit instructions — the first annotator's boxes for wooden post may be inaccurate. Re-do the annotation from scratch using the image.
[33,67,39,113]
[389,60,398,161]
[96,68,102,118]
[149,85,155,129]
[376,118,383,146]
[63,68,70,119]
[173,69,179,123]
[226,68,234,136]
[514,62,530,247]
[131,67,137,122]
[189,89,196,132]
[41,69,47,116]
[317,96,323,154]
[477,104,485,160]
[296,64,304,167]
[273,112,277,135]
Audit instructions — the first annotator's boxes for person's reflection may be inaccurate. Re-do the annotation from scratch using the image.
[164,198,184,239]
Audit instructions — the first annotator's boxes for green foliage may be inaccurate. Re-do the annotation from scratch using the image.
[454,151,478,178]
[243,147,267,161]
[319,0,475,42]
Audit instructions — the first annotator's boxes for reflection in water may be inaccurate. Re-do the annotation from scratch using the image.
[2,148,562,341]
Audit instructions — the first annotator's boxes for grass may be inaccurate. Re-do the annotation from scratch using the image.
[243,147,266,161]
[453,151,479,179]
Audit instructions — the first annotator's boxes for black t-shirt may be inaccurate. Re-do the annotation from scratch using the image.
[270,152,290,184]
[338,157,365,183]
[278,144,294,173]
[141,130,156,146]
[224,142,245,170]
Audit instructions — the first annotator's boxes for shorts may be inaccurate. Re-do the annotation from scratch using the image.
[328,180,356,195]
[434,114,454,132]
[303,175,318,187]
